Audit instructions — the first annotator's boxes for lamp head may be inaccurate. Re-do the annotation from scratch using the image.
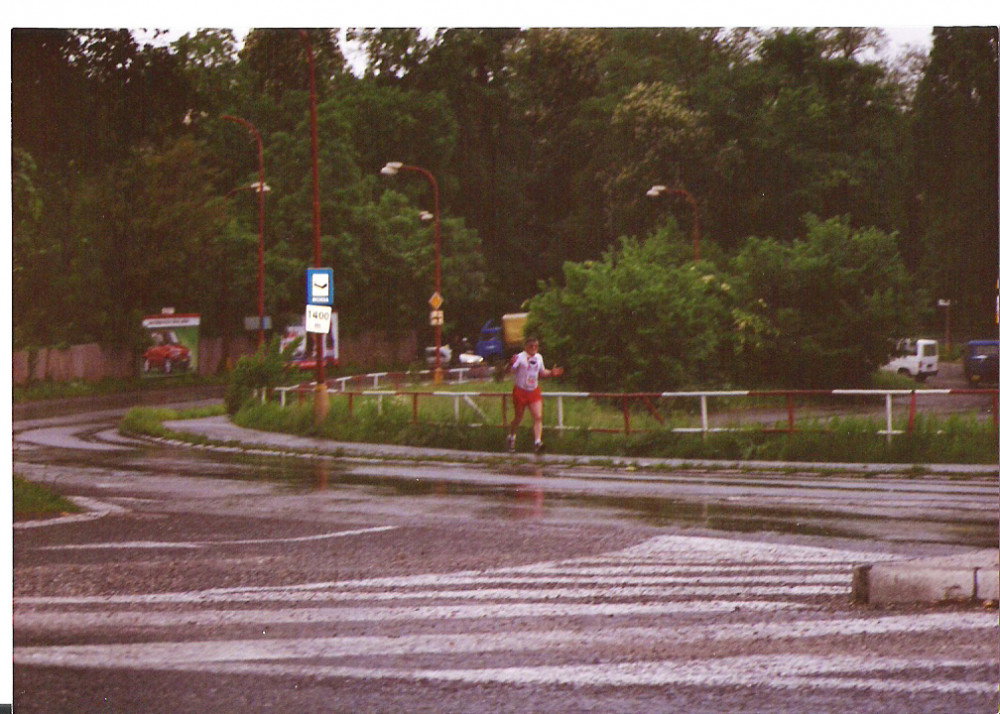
[380,161,403,176]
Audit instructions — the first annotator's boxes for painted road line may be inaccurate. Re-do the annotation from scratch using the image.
[15,613,995,669]
[15,532,994,699]
[17,572,850,607]
[34,525,397,550]
[21,654,990,696]
[14,599,805,631]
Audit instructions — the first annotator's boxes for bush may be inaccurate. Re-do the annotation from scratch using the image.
[527,228,756,392]
[224,336,301,415]
[732,215,921,387]
[527,216,920,392]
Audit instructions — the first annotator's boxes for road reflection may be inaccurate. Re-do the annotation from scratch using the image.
[13,411,997,549]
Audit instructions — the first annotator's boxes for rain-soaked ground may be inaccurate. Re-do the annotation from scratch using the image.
[11,405,999,714]
[13,406,997,550]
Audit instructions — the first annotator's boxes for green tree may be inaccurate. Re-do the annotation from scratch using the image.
[339,191,486,341]
[527,226,753,392]
[346,28,433,83]
[171,29,242,114]
[239,28,347,101]
[911,27,999,337]
[686,28,911,248]
[733,215,920,387]
[74,135,229,345]
[605,81,709,238]
[12,148,49,348]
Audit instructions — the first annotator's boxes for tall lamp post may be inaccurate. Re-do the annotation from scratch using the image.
[647,185,700,260]
[380,161,444,384]
[937,299,953,352]
[221,115,267,347]
[299,30,329,420]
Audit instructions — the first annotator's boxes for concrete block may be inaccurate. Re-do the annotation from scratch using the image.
[865,565,974,605]
[975,567,999,601]
[853,550,1000,605]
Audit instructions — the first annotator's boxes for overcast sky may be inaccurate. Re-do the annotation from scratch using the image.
[8,0,992,39]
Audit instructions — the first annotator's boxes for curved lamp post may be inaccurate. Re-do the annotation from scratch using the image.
[221,115,267,347]
[647,184,700,260]
[380,161,444,384]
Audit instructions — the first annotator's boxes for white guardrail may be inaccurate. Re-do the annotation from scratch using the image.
[271,368,999,445]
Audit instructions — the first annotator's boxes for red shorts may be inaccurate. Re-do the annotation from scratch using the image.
[512,386,542,409]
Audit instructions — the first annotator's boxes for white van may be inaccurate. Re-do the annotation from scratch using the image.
[882,338,939,382]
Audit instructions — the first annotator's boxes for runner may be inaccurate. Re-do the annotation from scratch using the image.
[506,337,563,453]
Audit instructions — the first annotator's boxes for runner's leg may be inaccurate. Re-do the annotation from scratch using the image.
[529,400,543,444]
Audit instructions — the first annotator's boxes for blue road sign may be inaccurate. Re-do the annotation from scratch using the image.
[306,268,334,306]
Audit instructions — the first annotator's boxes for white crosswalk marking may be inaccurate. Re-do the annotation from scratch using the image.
[14,534,997,697]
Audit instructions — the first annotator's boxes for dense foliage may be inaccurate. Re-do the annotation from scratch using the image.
[529,216,917,390]
[11,26,999,388]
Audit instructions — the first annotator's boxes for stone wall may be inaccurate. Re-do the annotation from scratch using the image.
[11,331,418,385]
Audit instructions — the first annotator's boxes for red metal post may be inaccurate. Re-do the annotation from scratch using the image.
[908,390,917,432]
[786,394,795,432]
[299,30,325,386]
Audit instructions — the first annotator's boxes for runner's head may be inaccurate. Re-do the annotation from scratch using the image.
[524,337,539,354]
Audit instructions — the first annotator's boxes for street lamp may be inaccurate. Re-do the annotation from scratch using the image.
[221,115,267,347]
[381,161,444,384]
[937,299,953,352]
[647,184,700,260]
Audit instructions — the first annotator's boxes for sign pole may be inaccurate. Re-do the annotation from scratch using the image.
[300,31,328,422]
[306,268,334,422]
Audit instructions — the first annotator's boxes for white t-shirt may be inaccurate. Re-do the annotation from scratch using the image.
[511,351,545,391]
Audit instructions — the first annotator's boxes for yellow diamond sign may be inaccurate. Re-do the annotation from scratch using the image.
[428,291,444,310]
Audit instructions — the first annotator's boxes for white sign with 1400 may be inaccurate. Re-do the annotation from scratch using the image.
[305,304,332,334]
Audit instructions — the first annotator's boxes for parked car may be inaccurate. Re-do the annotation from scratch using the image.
[280,325,337,371]
[964,339,999,386]
[881,338,938,382]
[142,330,191,374]
[424,344,484,367]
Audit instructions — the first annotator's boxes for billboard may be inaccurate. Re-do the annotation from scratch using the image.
[281,311,339,371]
[140,313,200,377]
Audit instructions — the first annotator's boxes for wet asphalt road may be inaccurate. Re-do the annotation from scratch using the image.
[11,403,999,713]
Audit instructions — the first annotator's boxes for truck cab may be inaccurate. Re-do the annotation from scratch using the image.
[882,338,939,382]
[474,313,529,362]
[964,340,999,386]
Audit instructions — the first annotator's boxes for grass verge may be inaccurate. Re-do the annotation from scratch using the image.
[226,396,998,465]
[116,388,997,466]
[13,476,81,521]
[119,404,227,442]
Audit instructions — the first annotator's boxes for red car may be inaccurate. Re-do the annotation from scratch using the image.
[143,330,191,374]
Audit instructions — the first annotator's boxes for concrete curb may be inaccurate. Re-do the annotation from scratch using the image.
[161,416,1000,475]
[853,550,999,606]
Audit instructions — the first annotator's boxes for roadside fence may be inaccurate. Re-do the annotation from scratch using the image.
[271,370,999,445]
